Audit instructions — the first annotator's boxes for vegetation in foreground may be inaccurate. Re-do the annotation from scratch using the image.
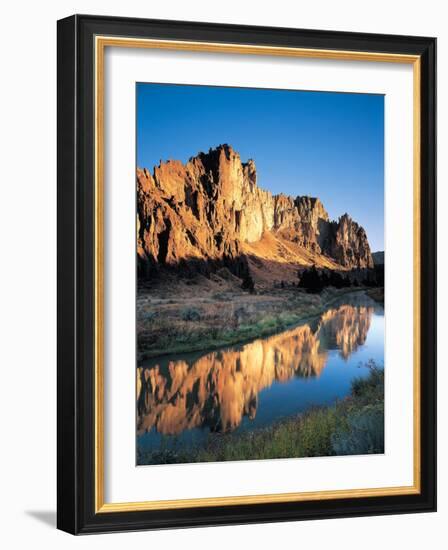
[137,362,384,465]
[137,278,376,360]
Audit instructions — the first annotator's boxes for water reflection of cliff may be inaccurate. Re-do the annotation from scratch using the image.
[137,303,373,436]
[319,305,373,359]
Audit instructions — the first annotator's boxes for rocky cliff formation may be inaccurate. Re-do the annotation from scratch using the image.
[137,303,373,435]
[137,144,373,279]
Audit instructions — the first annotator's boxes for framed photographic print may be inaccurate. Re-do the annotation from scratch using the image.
[57,14,436,534]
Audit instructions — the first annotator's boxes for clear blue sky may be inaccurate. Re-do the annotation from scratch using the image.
[136,83,384,251]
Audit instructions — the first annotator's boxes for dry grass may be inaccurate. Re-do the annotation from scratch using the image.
[137,273,365,359]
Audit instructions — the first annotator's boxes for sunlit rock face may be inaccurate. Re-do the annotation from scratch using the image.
[137,144,374,276]
[323,214,374,269]
[136,304,373,436]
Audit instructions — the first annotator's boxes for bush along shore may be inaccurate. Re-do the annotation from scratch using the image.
[137,362,384,465]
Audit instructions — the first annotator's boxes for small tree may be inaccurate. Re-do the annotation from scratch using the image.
[374,264,385,286]
[329,270,351,289]
[241,273,255,293]
[298,265,324,293]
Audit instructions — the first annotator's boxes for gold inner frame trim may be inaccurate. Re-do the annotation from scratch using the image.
[94,35,421,514]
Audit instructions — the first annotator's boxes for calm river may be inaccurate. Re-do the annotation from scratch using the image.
[137,292,384,461]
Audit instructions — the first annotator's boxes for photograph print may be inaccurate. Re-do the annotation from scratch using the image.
[136,83,385,466]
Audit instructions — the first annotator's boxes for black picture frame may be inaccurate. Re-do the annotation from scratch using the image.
[57,14,436,534]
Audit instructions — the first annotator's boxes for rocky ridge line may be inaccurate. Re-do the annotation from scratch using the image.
[137,144,373,278]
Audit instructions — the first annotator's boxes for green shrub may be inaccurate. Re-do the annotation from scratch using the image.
[331,403,384,455]
[351,361,384,404]
[181,307,201,321]
[143,311,158,321]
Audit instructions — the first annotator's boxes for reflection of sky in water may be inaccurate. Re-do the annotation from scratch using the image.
[137,295,384,456]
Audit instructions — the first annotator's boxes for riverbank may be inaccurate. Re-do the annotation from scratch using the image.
[366,287,384,304]
[137,363,384,465]
[137,275,378,360]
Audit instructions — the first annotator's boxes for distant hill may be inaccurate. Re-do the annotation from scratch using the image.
[372,251,384,265]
